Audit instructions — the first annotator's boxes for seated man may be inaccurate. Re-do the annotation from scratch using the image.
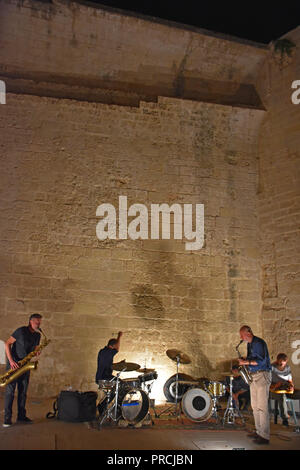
[225,365,250,411]
[270,353,294,426]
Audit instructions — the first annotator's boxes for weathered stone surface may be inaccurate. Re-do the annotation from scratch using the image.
[0,90,264,398]
[0,0,267,109]
[256,25,300,386]
[0,0,299,400]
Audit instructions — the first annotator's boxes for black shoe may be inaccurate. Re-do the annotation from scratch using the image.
[282,418,289,426]
[3,419,12,428]
[17,417,33,424]
[253,435,269,445]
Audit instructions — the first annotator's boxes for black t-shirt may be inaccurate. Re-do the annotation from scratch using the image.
[95,346,118,382]
[7,326,41,367]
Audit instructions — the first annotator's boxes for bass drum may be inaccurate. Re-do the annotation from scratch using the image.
[163,373,196,403]
[120,388,150,425]
[181,388,213,422]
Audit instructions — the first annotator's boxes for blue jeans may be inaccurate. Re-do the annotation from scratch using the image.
[4,371,30,421]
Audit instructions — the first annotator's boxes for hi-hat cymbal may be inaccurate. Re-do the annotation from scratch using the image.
[112,361,141,372]
[166,349,191,364]
[177,380,197,385]
[137,368,155,374]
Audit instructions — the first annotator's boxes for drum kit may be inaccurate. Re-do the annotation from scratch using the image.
[161,349,245,425]
[97,350,245,428]
[97,360,158,427]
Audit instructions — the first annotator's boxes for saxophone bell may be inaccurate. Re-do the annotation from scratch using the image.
[236,339,253,386]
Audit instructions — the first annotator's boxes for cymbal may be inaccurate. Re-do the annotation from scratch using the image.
[137,368,155,374]
[112,361,141,372]
[177,380,198,385]
[220,373,235,378]
[196,377,210,384]
[166,349,191,364]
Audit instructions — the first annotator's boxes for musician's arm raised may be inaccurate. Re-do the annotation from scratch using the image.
[114,331,123,352]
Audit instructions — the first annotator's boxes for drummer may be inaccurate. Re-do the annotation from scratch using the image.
[95,332,123,383]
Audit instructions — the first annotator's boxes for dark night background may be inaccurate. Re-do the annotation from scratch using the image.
[74,0,300,44]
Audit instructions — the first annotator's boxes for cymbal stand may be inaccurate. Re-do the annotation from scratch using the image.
[98,368,126,427]
[156,355,181,419]
[222,375,244,426]
[211,395,221,424]
[203,382,221,423]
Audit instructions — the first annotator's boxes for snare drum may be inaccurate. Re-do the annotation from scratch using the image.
[206,381,226,398]
[98,379,115,392]
[122,377,141,389]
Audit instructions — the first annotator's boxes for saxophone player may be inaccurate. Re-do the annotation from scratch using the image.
[2,314,43,428]
[238,325,272,445]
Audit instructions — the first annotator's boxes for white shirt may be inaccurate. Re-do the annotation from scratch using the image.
[271,363,292,383]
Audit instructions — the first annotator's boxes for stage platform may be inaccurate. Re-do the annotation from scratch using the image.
[0,396,300,451]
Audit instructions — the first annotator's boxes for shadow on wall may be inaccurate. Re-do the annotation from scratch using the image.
[131,284,165,320]
[131,243,215,380]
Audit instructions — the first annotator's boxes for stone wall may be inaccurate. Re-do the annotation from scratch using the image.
[1,0,299,401]
[0,91,264,399]
[256,26,300,386]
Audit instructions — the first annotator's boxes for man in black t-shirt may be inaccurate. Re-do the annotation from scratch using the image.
[3,314,42,428]
[95,332,123,383]
[95,332,123,418]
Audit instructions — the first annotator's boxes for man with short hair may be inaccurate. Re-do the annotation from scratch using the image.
[3,314,43,427]
[238,325,272,445]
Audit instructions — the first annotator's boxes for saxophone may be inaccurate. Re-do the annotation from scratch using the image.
[236,340,253,386]
[0,328,51,387]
